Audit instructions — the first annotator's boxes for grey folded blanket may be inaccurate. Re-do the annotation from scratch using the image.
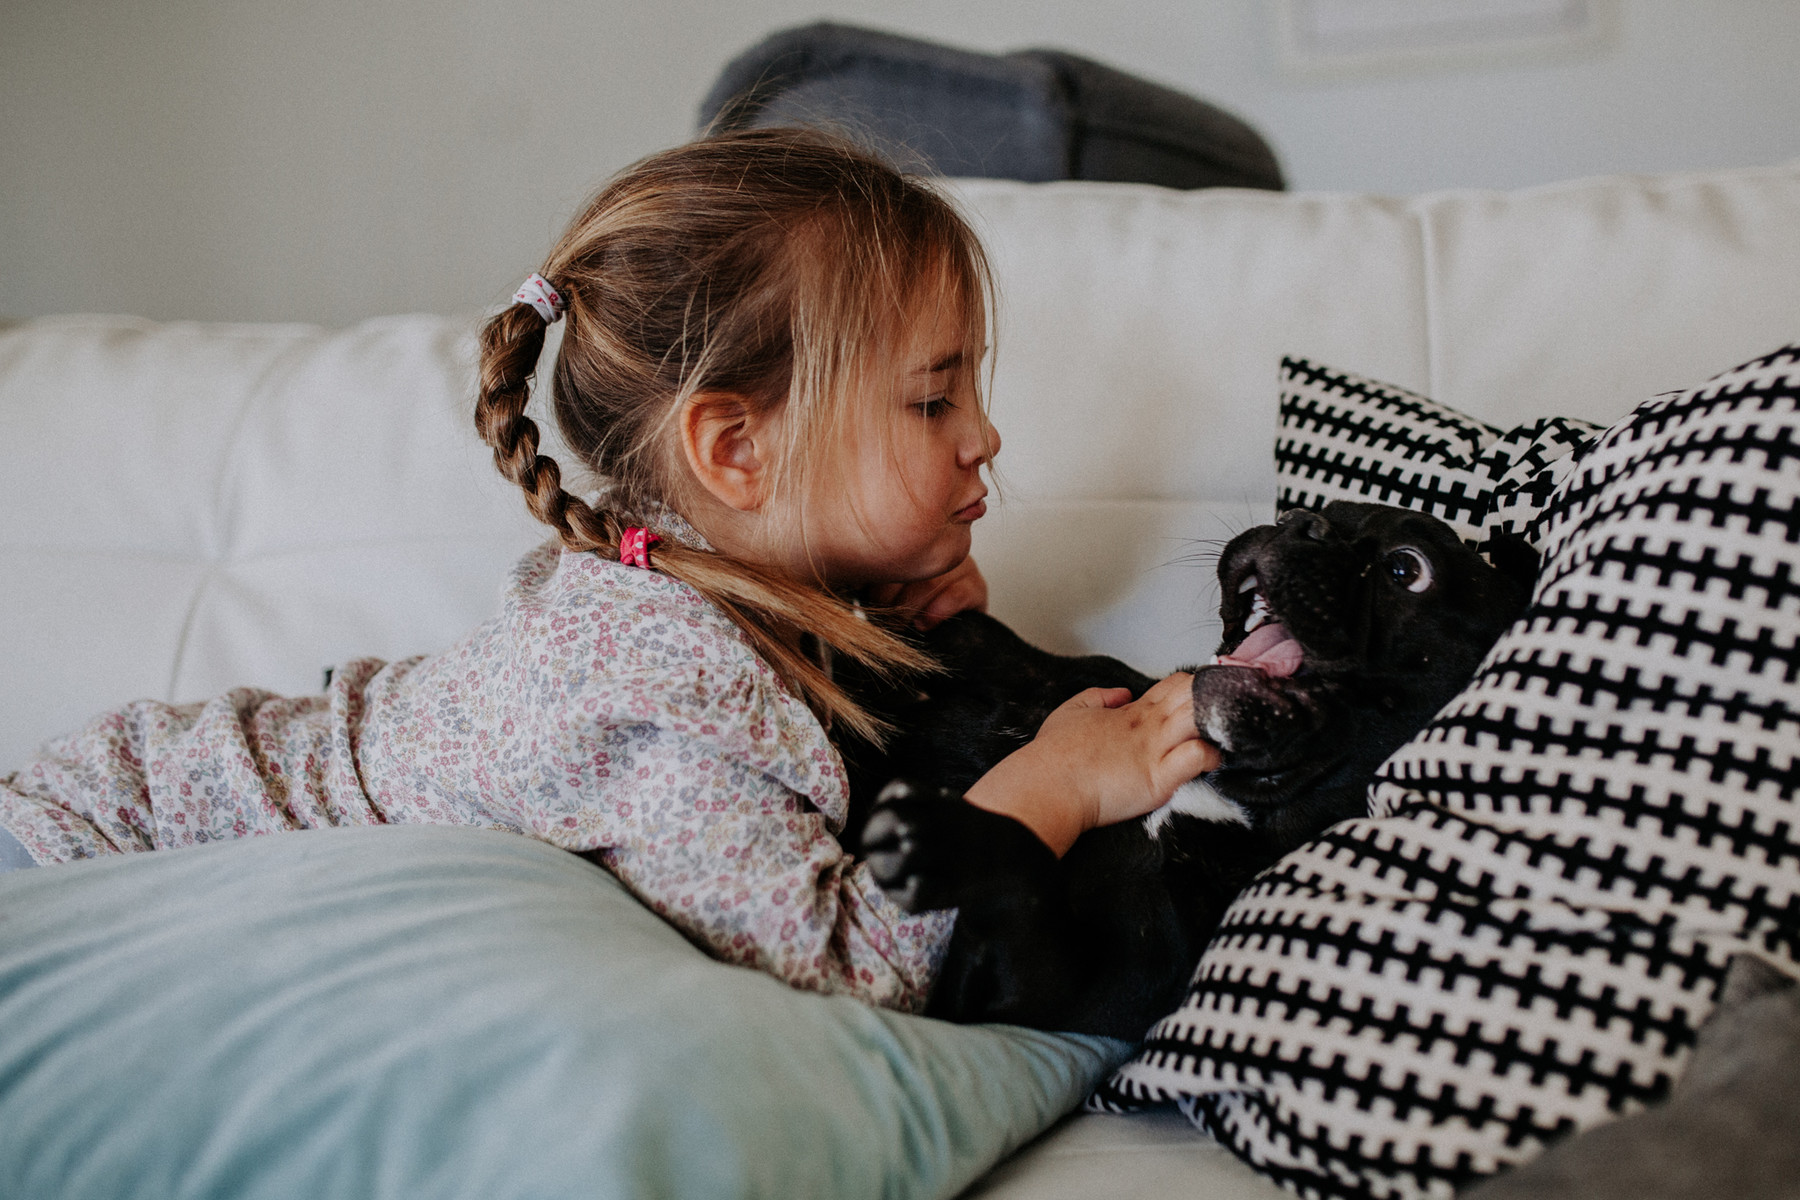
[1463,954,1800,1199]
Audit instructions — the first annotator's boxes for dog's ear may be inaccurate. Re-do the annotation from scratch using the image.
[1484,534,1541,594]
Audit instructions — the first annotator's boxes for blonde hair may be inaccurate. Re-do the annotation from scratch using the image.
[475,128,996,743]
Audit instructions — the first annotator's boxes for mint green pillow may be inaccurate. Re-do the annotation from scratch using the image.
[0,825,1127,1199]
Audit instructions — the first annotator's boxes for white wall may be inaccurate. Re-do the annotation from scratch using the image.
[4,0,1798,326]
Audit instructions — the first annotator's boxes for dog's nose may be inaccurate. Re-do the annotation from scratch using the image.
[1277,509,1331,541]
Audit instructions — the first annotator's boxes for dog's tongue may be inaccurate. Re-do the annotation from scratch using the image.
[1218,622,1304,678]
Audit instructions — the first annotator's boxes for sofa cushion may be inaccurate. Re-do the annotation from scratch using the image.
[1098,345,1800,1199]
[1273,356,1600,557]
[0,824,1128,1200]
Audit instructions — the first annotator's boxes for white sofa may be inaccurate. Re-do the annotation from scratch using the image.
[5,162,1800,1198]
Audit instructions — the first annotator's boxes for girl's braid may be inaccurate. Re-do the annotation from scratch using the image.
[475,301,615,554]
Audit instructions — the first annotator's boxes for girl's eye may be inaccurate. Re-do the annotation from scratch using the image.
[913,396,954,419]
[1386,548,1434,593]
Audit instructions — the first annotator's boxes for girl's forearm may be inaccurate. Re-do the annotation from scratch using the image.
[962,749,1092,857]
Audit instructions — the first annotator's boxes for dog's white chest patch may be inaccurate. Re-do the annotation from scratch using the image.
[1143,777,1250,836]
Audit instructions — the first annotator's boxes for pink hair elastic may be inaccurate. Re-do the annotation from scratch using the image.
[619,527,660,569]
[513,274,565,324]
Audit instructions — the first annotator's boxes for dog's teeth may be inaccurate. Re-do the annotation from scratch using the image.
[1237,574,1259,595]
[1243,593,1271,633]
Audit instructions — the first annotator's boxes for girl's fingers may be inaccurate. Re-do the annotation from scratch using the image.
[1049,691,1088,714]
[1141,673,1200,742]
[1141,674,1213,796]
[1162,736,1220,782]
[1051,672,1194,717]
[1142,671,1194,705]
[1051,686,1134,713]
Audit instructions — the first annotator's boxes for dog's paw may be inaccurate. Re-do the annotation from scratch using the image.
[860,780,966,913]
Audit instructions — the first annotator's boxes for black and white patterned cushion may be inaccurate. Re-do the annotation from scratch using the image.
[1094,349,1800,1199]
[1275,357,1600,558]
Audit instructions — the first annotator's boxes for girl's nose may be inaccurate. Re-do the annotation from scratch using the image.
[961,409,1000,468]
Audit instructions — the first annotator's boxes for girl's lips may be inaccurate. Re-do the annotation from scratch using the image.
[954,498,987,522]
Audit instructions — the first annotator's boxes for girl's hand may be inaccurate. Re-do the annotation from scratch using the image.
[963,673,1220,856]
[866,556,989,630]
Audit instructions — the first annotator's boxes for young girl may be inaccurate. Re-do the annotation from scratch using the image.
[0,129,1213,1011]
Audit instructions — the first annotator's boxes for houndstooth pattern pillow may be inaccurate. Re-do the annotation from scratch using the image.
[1275,357,1600,558]
[1094,348,1800,1199]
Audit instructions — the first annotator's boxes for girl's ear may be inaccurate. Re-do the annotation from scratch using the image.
[679,392,772,512]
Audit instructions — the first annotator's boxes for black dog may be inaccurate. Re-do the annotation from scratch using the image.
[842,501,1536,1039]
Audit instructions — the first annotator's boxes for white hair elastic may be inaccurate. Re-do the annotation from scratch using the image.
[513,274,566,323]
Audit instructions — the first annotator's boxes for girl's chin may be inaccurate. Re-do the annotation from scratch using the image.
[928,530,974,569]
[823,529,973,591]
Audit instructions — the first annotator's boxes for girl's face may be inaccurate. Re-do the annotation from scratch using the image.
[795,287,1000,590]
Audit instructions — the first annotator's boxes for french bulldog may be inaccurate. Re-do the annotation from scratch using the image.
[844,501,1537,1038]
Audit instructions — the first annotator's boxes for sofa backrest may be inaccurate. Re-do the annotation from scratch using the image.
[4,163,1799,771]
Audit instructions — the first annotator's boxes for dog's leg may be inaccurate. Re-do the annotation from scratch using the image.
[862,781,1209,1037]
[861,781,1057,910]
[861,781,1095,1026]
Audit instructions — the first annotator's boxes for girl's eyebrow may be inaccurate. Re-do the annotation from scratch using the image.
[914,347,979,375]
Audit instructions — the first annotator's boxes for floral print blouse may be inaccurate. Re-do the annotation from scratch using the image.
[0,540,953,1012]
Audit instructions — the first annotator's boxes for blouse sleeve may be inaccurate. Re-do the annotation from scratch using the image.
[567,719,954,1012]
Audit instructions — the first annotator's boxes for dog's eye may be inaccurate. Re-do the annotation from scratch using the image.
[1386,548,1434,593]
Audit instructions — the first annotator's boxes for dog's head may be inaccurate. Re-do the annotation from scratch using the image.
[1192,501,1536,847]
